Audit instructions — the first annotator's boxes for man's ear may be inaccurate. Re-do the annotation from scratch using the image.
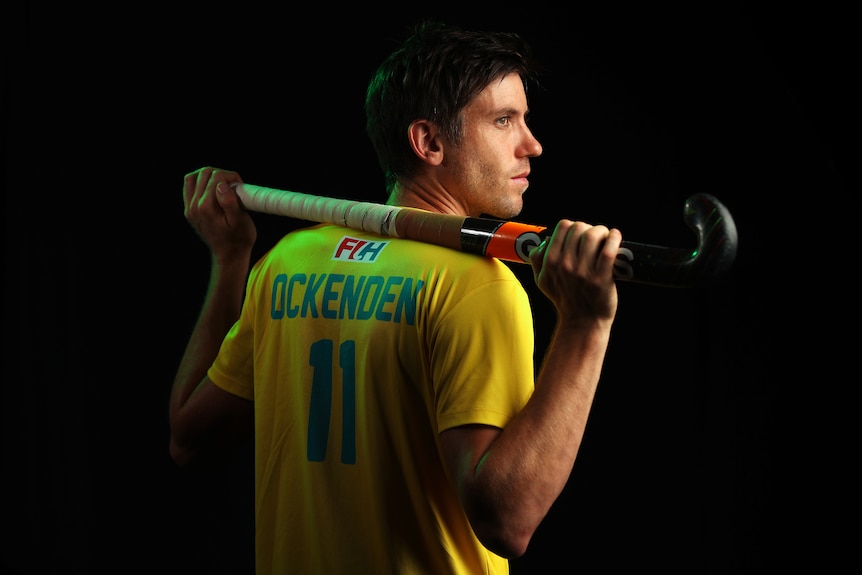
[407,120,444,166]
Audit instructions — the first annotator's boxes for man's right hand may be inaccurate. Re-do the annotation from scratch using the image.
[528,219,621,326]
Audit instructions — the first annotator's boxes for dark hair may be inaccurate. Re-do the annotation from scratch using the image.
[365,20,540,194]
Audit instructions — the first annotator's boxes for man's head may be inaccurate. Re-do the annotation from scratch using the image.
[365,20,541,198]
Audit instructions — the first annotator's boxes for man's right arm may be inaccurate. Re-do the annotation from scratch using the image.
[439,220,621,558]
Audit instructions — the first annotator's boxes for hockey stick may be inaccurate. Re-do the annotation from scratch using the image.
[232,183,738,288]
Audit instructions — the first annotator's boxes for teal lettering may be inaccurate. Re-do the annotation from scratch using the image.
[287,274,306,318]
[394,278,424,325]
[339,275,365,320]
[271,274,287,319]
[357,276,383,320]
[322,274,344,319]
[301,274,326,318]
[375,276,402,321]
[270,273,424,324]
[357,241,386,261]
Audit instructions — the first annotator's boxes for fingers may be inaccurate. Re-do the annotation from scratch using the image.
[530,220,622,321]
[181,166,258,259]
[541,220,621,276]
[595,227,622,279]
[182,166,244,223]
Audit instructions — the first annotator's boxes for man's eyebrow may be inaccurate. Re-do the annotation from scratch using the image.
[496,106,528,118]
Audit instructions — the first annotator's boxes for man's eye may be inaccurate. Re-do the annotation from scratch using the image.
[496,116,510,126]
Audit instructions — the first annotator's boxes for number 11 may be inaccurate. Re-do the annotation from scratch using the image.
[307,339,356,464]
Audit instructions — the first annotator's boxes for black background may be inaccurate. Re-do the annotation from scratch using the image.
[4,2,857,573]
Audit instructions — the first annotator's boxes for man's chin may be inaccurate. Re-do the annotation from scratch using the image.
[479,194,524,220]
[482,208,522,220]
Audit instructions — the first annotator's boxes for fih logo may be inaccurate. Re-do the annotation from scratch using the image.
[332,236,389,263]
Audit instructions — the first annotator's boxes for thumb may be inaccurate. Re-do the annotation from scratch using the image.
[215,181,231,201]
[215,182,242,211]
[528,238,547,266]
[215,182,249,230]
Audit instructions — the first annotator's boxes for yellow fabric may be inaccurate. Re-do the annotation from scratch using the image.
[209,223,535,574]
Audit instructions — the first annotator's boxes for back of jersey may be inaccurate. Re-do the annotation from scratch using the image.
[210,223,534,574]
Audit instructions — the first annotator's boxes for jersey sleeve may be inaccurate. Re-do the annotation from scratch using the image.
[432,272,535,432]
[207,318,255,400]
[206,264,263,401]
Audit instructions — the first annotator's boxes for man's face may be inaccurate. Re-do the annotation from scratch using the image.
[441,73,543,219]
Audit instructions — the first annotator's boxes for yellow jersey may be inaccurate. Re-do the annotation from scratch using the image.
[209,223,535,574]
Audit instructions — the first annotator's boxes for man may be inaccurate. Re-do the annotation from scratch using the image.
[170,19,621,574]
